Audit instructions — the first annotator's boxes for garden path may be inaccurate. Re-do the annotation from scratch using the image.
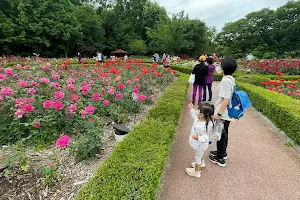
[157,83,300,200]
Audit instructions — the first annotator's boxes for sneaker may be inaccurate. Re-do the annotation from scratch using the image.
[185,168,201,178]
[209,151,228,160]
[208,155,226,167]
[191,161,206,168]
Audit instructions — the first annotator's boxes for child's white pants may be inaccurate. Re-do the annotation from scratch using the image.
[195,149,205,164]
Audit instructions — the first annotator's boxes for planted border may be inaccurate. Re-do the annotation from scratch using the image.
[76,73,189,199]
[236,81,300,145]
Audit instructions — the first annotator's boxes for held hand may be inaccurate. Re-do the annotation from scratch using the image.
[192,135,198,140]
[188,103,194,109]
[214,115,222,120]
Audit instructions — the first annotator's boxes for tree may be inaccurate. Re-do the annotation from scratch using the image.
[129,39,147,54]
[75,5,105,56]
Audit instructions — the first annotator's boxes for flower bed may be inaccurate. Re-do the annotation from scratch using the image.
[76,73,189,199]
[241,59,300,75]
[0,61,174,146]
[0,60,176,199]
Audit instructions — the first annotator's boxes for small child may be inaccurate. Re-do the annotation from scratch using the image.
[186,103,214,178]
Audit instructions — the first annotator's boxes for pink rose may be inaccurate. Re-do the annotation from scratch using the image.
[43,100,53,109]
[54,91,65,100]
[56,135,71,148]
[16,64,22,69]
[53,101,64,111]
[0,74,6,81]
[24,104,34,112]
[126,80,132,85]
[132,88,139,94]
[1,87,14,97]
[117,83,124,89]
[31,81,39,87]
[4,68,13,76]
[69,104,77,113]
[52,73,60,80]
[14,109,23,118]
[92,93,101,101]
[40,78,50,84]
[51,82,61,90]
[116,93,123,99]
[138,94,147,102]
[27,88,36,95]
[70,94,79,102]
[18,80,28,88]
[33,122,41,128]
[81,105,95,118]
[103,100,110,106]
[108,89,115,95]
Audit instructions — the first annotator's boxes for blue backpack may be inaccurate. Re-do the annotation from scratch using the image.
[228,86,251,119]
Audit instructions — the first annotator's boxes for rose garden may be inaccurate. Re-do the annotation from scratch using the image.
[1,0,300,199]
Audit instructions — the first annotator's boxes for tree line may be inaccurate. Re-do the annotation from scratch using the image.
[0,0,215,58]
[216,0,300,59]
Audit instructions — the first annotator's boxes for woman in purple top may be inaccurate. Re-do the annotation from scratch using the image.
[202,57,216,102]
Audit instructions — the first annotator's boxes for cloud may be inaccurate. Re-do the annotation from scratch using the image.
[153,0,289,31]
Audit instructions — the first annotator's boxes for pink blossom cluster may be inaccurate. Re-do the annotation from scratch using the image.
[1,87,14,97]
[43,100,64,110]
[138,94,147,102]
[81,105,95,118]
[14,98,35,118]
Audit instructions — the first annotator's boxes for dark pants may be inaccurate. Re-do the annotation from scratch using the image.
[203,83,212,101]
[217,120,230,159]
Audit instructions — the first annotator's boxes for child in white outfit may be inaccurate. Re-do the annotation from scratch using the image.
[186,103,214,178]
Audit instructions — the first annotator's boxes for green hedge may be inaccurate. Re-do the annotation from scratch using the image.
[236,75,271,86]
[236,74,300,86]
[76,73,189,199]
[236,81,300,145]
[264,75,300,81]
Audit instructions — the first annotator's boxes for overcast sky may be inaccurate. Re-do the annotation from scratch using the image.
[154,0,289,32]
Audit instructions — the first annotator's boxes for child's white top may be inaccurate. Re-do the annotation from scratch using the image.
[189,109,213,150]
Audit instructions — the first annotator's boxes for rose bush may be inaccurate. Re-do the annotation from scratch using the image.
[0,60,175,146]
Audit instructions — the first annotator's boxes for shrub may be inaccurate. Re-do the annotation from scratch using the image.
[236,81,300,145]
[262,52,277,59]
[236,75,271,86]
[76,73,189,199]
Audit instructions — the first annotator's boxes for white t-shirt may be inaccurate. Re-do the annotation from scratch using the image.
[247,55,254,61]
[214,75,235,120]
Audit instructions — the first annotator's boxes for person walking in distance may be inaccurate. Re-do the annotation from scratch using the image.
[202,57,216,102]
[191,55,208,106]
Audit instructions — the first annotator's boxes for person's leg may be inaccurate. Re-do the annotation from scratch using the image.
[202,83,207,101]
[186,149,203,177]
[194,149,204,173]
[192,84,198,104]
[198,85,203,105]
[208,83,213,101]
[217,121,230,158]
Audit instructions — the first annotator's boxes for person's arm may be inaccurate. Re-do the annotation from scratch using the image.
[217,98,230,115]
[188,103,198,121]
[192,65,198,74]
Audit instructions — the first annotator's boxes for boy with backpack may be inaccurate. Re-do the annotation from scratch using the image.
[209,56,251,167]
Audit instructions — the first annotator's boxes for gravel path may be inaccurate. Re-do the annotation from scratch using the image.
[158,83,300,200]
